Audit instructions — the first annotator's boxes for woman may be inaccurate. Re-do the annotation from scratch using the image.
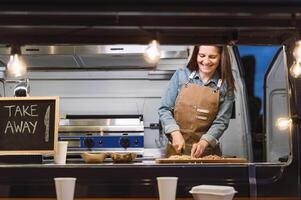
[158,45,235,158]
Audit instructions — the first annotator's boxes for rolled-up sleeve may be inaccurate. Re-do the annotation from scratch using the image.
[158,70,181,134]
[201,90,235,147]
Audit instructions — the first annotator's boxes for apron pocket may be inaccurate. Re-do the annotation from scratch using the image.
[196,115,208,121]
[174,102,196,132]
[196,108,210,114]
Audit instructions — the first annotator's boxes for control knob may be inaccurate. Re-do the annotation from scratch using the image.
[119,137,130,148]
[84,138,95,148]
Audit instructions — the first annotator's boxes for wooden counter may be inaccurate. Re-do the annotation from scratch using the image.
[0,198,300,200]
[0,162,295,197]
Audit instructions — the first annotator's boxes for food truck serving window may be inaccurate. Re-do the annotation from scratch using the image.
[0,44,292,165]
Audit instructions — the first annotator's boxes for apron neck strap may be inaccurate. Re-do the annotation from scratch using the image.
[216,79,223,90]
[188,71,196,82]
[186,71,196,85]
[189,71,196,80]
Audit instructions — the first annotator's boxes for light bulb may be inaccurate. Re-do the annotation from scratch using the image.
[276,117,292,131]
[7,54,27,78]
[293,41,301,58]
[290,62,301,78]
[291,41,301,78]
[144,40,161,64]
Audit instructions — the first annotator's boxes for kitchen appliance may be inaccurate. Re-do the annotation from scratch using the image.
[58,115,144,156]
[0,45,189,70]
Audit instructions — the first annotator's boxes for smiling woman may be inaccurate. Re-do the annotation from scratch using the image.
[158,45,235,158]
[197,46,221,81]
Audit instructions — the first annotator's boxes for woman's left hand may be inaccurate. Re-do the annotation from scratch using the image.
[190,140,209,158]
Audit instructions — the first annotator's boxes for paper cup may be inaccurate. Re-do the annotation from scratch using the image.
[54,141,68,164]
[54,177,76,200]
[157,177,178,200]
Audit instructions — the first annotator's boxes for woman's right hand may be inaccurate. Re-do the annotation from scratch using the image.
[171,131,185,154]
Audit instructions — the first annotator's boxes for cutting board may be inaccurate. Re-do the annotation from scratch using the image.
[155,157,248,164]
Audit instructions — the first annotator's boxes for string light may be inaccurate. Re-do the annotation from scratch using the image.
[143,40,161,64]
[290,41,301,78]
[276,117,292,131]
[6,45,27,78]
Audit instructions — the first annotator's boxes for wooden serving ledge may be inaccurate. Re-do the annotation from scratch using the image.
[0,198,299,200]
[155,157,248,163]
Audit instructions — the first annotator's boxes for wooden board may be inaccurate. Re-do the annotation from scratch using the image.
[156,157,248,163]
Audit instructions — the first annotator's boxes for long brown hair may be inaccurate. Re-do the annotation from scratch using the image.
[187,45,235,93]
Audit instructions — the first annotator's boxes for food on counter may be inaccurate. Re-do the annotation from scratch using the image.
[168,155,224,160]
[81,152,106,163]
[168,155,193,160]
[156,155,247,163]
[110,152,137,163]
[201,155,224,160]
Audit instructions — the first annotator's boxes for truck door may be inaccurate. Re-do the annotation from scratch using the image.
[265,46,290,162]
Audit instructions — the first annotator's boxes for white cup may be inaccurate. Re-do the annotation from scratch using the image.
[54,141,68,164]
[54,177,76,200]
[157,177,178,200]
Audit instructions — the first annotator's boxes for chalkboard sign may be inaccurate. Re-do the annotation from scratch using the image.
[0,97,59,154]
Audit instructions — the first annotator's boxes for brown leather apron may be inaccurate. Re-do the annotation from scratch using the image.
[166,71,222,157]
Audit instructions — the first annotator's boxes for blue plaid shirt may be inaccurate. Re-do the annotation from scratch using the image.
[158,67,235,147]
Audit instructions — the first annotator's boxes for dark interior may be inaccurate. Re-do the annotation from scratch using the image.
[0,0,300,45]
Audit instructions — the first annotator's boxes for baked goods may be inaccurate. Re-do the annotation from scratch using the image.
[81,152,106,163]
[201,155,224,160]
[168,155,224,160]
[110,152,137,163]
[156,154,247,163]
[168,155,194,160]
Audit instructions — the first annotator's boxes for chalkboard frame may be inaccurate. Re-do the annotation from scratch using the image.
[0,96,59,155]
